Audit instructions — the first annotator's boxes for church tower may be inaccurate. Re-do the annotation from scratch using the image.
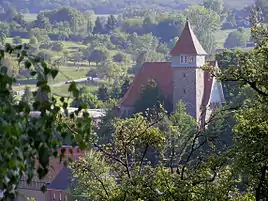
[170,20,208,123]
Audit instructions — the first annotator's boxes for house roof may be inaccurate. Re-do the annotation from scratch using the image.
[120,62,173,107]
[202,61,218,107]
[19,147,85,187]
[47,168,71,190]
[120,61,218,109]
[170,20,207,56]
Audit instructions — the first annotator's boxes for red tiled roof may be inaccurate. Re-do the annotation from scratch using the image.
[170,20,207,55]
[120,62,173,106]
[120,61,218,109]
[24,147,85,183]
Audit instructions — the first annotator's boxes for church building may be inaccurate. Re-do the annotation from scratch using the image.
[119,20,225,125]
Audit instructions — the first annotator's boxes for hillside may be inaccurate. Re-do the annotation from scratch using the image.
[1,0,255,13]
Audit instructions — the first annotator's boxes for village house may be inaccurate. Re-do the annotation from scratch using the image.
[119,20,225,125]
[16,146,85,201]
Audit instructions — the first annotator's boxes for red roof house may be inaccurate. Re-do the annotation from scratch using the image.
[16,146,86,201]
[120,20,225,124]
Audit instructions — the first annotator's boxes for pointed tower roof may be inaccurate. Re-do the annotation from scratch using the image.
[170,19,207,55]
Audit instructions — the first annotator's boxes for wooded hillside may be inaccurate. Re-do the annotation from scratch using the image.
[1,0,254,13]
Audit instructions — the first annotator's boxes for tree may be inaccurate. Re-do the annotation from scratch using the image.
[155,15,186,43]
[134,79,172,114]
[70,150,117,200]
[203,0,224,16]
[184,5,221,55]
[97,85,109,102]
[222,10,237,29]
[0,32,6,45]
[29,36,38,45]
[21,87,33,104]
[216,49,248,102]
[93,17,105,34]
[42,7,86,33]
[5,5,17,21]
[120,78,130,98]
[106,15,118,33]
[70,109,247,200]
[224,29,249,48]
[164,101,196,170]
[95,109,116,145]
[100,61,123,82]
[132,51,147,74]
[29,28,50,44]
[214,18,268,200]
[72,92,103,109]
[113,52,126,63]
[88,48,109,66]
[256,0,268,22]
[0,43,92,200]
[143,15,156,34]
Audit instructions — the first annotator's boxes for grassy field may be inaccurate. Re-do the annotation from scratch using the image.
[23,13,38,22]
[52,66,89,83]
[52,84,98,97]
[6,37,30,44]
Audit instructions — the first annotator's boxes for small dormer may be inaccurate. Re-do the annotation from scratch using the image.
[170,19,207,68]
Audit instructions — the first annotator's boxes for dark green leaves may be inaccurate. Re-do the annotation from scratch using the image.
[68,81,80,98]
[25,60,32,69]
[0,43,93,200]
[51,69,59,79]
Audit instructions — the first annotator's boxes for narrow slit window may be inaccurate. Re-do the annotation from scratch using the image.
[180,56,184,63]
[184,56,188,63]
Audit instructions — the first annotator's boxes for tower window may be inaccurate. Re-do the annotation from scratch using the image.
[184,56,188,63]
[183,73,186,77]
[183,89,186,94]
[189,56,194,63]
[180,56,184,63]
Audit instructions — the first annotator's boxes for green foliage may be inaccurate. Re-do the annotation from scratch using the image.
[29,36,38,45]
[21,87,33,104]
[106,15,118,32]
[97,85,109,102]
[40,7,86,33]
[224,28,249,48]
[134,79,172,114]
[217,19,268,200]
[184,5,221,55]
[256,0,268,22]
[88,48,109,65]
[71,92,103,109]
[93,17,105,34]
[0,43,93,200]
[216,49,248,102]
[70,108,245,200]
[154,14,186,43]
[203,0,224,15]
[70,150,118,200]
